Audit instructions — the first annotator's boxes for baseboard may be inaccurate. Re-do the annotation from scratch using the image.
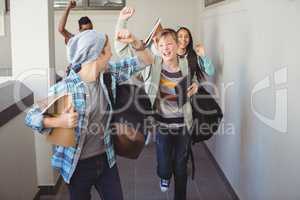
[202,142,240,200]
[33,176,63,200]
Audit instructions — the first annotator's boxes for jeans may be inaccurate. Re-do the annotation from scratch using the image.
[68,154,123,200]
[156,126,191,200]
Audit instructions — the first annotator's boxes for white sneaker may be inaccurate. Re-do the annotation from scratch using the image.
[160,179,170,192]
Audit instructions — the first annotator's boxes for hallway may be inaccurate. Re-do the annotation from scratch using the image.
[1,0,300,199]
[40,143,236,200]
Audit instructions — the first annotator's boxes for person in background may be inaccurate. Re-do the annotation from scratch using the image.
[58,0,93,44]
[177,27,215,77]
[25,29,153,200]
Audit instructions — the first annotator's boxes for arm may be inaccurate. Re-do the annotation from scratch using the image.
[116,29,154,66]
[25,82,77,134]
[58,0,75,45]
[114,7,135,58]
[196,44,215,76]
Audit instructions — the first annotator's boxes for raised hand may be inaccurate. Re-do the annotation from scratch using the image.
[116,29,136,44]
[67,0,77,10]
[119,6,135,20]
[196,43,206,57]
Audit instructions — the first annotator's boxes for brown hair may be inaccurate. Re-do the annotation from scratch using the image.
[157,28,178,43]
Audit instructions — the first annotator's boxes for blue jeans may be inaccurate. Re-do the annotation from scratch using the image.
[156,126,191,200]
[68,154,123,200]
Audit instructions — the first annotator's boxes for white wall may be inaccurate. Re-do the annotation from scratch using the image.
[197,0,300,199]
[0,113,38,200]
[10,0,58,186]
[0,13,12,75]
[54,0,199,72]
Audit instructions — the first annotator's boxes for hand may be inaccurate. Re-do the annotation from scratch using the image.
[196,43,205,57]
[187,82,199,97]
[116,29,136,44]
[67,0,76,9]
[119,6,135,20]
[57,106,78,128]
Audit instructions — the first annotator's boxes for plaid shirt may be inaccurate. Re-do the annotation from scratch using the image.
[25,56,142,183]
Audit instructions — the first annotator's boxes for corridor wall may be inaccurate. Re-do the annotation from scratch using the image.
[54,0,200,73]
[196,0,300,199]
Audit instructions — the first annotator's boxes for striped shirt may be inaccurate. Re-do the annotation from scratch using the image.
[156,65,185,128]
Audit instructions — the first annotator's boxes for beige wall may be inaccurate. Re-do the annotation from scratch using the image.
[197,0,300,199]
[0,113,38,200]
[54,0,199,73]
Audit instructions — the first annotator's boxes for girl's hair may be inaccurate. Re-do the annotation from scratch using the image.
[177,27,204,81]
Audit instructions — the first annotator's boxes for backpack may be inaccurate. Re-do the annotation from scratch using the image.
[186,54,223,180]
[186,54,223,143]
[103,73,153,159]
[190,86,223,143]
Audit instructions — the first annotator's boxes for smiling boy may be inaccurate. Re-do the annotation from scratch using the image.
[25,29,152,200]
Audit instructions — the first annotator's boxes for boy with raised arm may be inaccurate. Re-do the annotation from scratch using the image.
[25,29,152,200]
[115,9,199,199]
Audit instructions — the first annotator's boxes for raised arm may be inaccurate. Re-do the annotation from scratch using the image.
[196,44,215,76]
[114,6,135,58]
[116,29,154,66]
[58,0,75,45]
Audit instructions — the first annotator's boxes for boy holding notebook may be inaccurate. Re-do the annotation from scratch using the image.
[25,29,153,200]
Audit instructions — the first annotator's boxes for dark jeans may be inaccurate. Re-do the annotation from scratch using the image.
[156,126,191,200]
[68,154,123,200]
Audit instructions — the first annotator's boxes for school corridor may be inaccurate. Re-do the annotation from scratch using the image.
[39,143,237,200]
[0,0,300,200]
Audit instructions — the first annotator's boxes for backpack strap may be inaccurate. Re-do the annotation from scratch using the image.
[103,73,114,106]
[188,145,196,180]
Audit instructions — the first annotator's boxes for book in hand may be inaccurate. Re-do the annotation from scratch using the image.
[144,18,163,47]
[37,94,76,147]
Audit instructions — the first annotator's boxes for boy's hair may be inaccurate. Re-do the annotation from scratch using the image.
[157,28,178,43]
[78,16,92,29]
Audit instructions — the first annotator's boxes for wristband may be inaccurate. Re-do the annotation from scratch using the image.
[132,40,146,51]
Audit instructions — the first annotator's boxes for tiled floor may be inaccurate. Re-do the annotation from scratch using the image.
[40,143,235,200]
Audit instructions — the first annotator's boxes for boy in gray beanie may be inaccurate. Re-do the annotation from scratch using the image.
[25,29,153,200]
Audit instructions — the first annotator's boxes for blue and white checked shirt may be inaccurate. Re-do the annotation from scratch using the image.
[25,56,143,183]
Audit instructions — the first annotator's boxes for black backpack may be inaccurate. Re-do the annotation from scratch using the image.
[190,86,223,143]
[186,54,223,179]
[103,73,153,159]
[186,53,223,143]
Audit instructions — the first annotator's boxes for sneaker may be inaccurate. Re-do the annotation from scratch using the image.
[160,179,170,192]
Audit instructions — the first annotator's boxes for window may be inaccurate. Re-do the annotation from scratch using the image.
[54,0,126,10]
[205,0,225,7]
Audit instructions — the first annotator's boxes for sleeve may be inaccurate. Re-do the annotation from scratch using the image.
[114,18,135,58]
[108,56,146,84]
[24,81,67,135]
[198,56,215,76]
